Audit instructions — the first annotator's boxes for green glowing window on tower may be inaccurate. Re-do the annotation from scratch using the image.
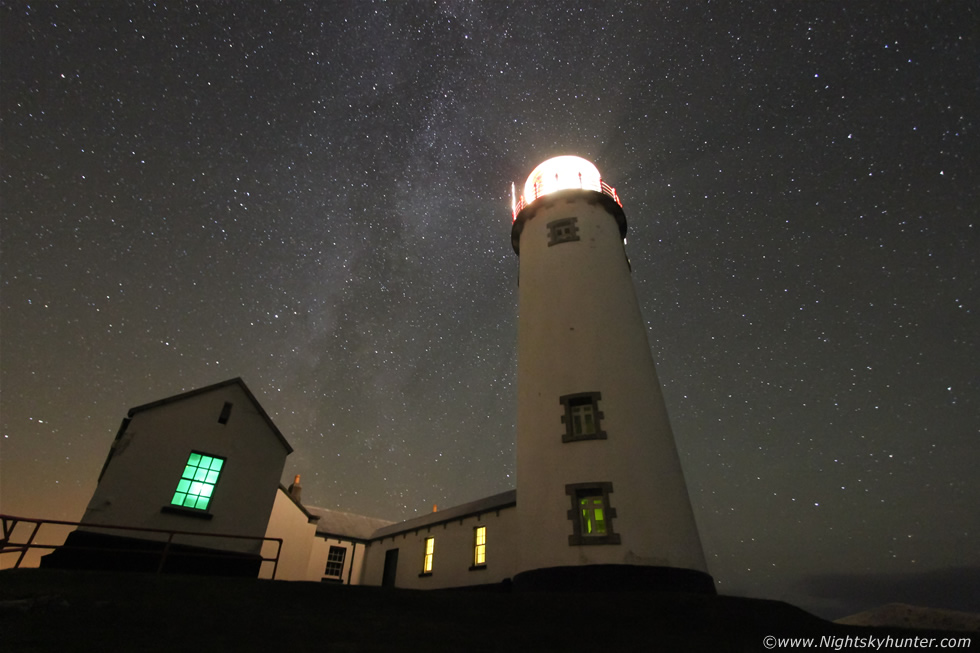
[580,495,607,536]
[566,482,620,546]
[171,452,224,511]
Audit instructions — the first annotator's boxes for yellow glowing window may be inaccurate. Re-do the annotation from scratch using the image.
[422,537,435,573]
[580,496,607,536]
[473,526,486,566]
[171,452,224,511]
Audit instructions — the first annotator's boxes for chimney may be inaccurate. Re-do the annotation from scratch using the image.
[288,474,302,504]
[432,504,438,513]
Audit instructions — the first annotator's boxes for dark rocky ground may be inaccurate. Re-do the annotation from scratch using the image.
[0,569,970,652]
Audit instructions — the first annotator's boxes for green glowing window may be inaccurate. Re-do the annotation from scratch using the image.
[473,526,486,567]
[580,494,607,535]
[566,482,621,546]
[170,452,224,511]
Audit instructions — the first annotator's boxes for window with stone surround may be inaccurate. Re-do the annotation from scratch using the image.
[560,392,606,442]
[547,217,580,246]
[566,482,621,546]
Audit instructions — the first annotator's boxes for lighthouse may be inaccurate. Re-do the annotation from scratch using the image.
[511,156,714,592]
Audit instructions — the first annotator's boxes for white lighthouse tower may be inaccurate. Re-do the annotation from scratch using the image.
[511,156,714,592]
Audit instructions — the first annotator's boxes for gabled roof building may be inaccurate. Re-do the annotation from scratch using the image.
[43,377,292,575]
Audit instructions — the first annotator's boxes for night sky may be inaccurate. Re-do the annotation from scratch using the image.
[2,1,977,619]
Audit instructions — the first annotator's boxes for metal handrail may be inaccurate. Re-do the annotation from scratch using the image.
[511,178,621,220]
[0,514,283,579]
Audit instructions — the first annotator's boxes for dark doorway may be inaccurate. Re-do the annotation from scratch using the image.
[382,548,399,588]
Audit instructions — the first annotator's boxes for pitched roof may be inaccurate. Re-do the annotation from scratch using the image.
[305,506,395,542]
[303,490,517,543]
[278,485,320,524]
[126,377,293,454]
[369,490,516,540]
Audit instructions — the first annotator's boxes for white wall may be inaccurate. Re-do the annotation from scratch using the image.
[261,488,317,580]
[306,535,331,581]
[261,490,372,583]
[361,505,518,589]
[514,190,709,576]
[80,383,288,555]
[307,537,367,585]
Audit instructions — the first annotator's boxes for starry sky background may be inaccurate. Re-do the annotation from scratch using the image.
[2,1,977,619]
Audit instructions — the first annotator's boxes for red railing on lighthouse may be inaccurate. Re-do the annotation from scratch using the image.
[512,179,621,221]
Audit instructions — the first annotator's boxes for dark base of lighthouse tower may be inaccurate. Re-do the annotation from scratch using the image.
[513,565,716,594]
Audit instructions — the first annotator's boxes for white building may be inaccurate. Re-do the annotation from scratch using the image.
[44,377,293,575]
[54,157,713,593]
[262,478,393,583]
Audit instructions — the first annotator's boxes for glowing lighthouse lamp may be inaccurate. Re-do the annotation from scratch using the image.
[511,155,620,220]
[510,155,714,592]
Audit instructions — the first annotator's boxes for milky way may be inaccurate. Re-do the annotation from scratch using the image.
[2,1,977,618]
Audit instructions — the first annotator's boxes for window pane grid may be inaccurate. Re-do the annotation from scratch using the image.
[171,452,224,511]
[566,482,620,545]
[571,404,595,436]
[325,546,346,577]
[580,495,606,535]
[423,537,435,573]
[580,496,608,535]
[474,526,486,566]
[560,392,605,443]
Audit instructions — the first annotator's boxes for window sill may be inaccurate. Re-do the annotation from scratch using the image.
[562,431,607,443]
[568,533,621,546]
[320,577,343,583]
[418,572,432,578]
[161,506,214,520]
[469,564,487,571]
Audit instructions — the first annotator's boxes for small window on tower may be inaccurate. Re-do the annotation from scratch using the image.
[580,492,607,535]
[547,217,580,246]
[566,482,621,546]
[560,392,606,442]
[324,546,347,579]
